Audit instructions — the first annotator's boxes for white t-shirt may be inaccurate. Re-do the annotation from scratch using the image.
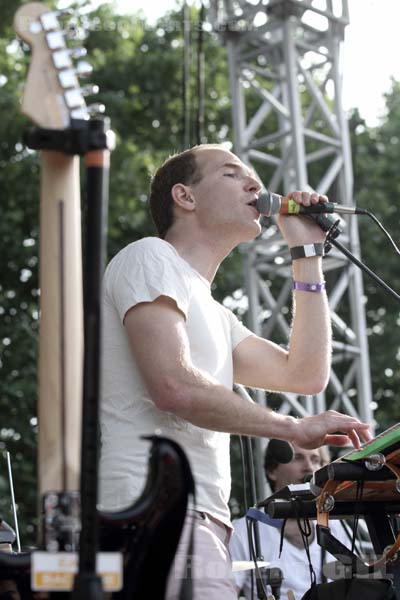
[231,516,351,599]
[99,237,253,527]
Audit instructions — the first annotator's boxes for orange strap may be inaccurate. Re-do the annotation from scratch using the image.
[316,459,400,568]
[316,479,340,527]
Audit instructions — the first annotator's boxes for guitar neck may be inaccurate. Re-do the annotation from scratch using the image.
[38,150,83,496]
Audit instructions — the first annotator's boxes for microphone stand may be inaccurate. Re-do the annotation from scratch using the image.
[72,117,114,599]
[235,385,270,600]
[245,436,269,600]
[24,117,115,598]
[314,214,400,304]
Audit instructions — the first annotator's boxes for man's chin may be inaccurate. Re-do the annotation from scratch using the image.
[242,221,262,242]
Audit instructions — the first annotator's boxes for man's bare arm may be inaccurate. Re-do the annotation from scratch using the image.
[124,296,371,448]
[233,255,330,395]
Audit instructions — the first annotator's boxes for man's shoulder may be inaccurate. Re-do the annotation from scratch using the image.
[118,236,172,257]
[107,237,177,269]
[103,237,194,312]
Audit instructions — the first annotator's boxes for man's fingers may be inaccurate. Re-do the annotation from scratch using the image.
[323,430,361,449]
[326,414,372,436]
[289,191,328,206]
[359,426,373,442]
[324,424,371,449]
[324,433,352,447]
[296,412,373,451]
[346,428,362,449]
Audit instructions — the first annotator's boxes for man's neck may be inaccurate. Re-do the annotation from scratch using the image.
[165,231,235,284]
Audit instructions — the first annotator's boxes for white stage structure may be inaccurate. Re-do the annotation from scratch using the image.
[208,0,374,495]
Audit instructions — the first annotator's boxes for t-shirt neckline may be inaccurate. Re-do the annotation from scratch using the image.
[163,239,211,289]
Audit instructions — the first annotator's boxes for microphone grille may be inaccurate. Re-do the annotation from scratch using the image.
[265,439,294,465]
[256,191,281,217]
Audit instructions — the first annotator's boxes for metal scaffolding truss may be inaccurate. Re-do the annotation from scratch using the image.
[208,1,374,447]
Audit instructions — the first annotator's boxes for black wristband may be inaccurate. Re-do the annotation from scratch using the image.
[290,243,324,260]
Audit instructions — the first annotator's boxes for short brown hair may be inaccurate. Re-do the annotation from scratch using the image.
[149,143,226,238]
[149,147,203,238]
[264,441,330,491]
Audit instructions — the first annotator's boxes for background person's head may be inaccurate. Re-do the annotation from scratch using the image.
[264,440,330,492]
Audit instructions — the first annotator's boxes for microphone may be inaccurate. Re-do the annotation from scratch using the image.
[256,190,365,217]
[261,567,284,600]
[265,439,294,465]
[304,472,322,496]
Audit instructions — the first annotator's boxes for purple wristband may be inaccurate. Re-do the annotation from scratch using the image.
[293,281,326,293]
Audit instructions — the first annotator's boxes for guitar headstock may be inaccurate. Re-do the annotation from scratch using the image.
[14,2,90,129]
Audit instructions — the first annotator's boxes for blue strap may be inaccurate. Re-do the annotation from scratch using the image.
[246,507,283,529]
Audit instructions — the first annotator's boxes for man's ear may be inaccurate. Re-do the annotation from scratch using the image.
[171,183,196,212]
[266,468,277,482]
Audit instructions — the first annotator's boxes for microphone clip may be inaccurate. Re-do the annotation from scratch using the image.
[310,214,342,255]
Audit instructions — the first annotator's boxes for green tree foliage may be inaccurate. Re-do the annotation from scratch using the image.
[350,85,400,429]
[0,9,41,541]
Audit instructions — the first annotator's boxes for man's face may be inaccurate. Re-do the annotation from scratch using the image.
[188,147,262,241]
[267,444,324,491]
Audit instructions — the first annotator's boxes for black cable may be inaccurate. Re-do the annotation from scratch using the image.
[247,517,270,600]
[247,518,255,600]
[182,1,191,149]
[359,208,400,256]
[338,519,362,558]
[237,434,269,599]
[237,436,254,599]
[312,213,400,304]
[292,499,317,588]
[238,435,249,510]
[351,480,364,560]
[195,2,205,145]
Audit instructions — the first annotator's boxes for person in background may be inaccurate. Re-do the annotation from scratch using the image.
[231,440,351,599]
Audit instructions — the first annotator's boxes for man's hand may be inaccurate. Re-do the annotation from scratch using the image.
[278,191,328,246]
[291,410,373,450]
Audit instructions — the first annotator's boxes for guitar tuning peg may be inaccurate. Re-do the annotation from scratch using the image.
[52,48,73,69]
[52,47,87,70]
[75,60,93,77]
[87,103,106,117]
[58,68,79,89]
[65,88,86,109]
[81,84,100,97]
[46,30,66,50]
[40,11,60,32]
[71,107,90,120]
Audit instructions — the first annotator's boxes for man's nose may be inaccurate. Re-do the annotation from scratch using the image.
[244,176,261,193]
[303,458,316,473]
